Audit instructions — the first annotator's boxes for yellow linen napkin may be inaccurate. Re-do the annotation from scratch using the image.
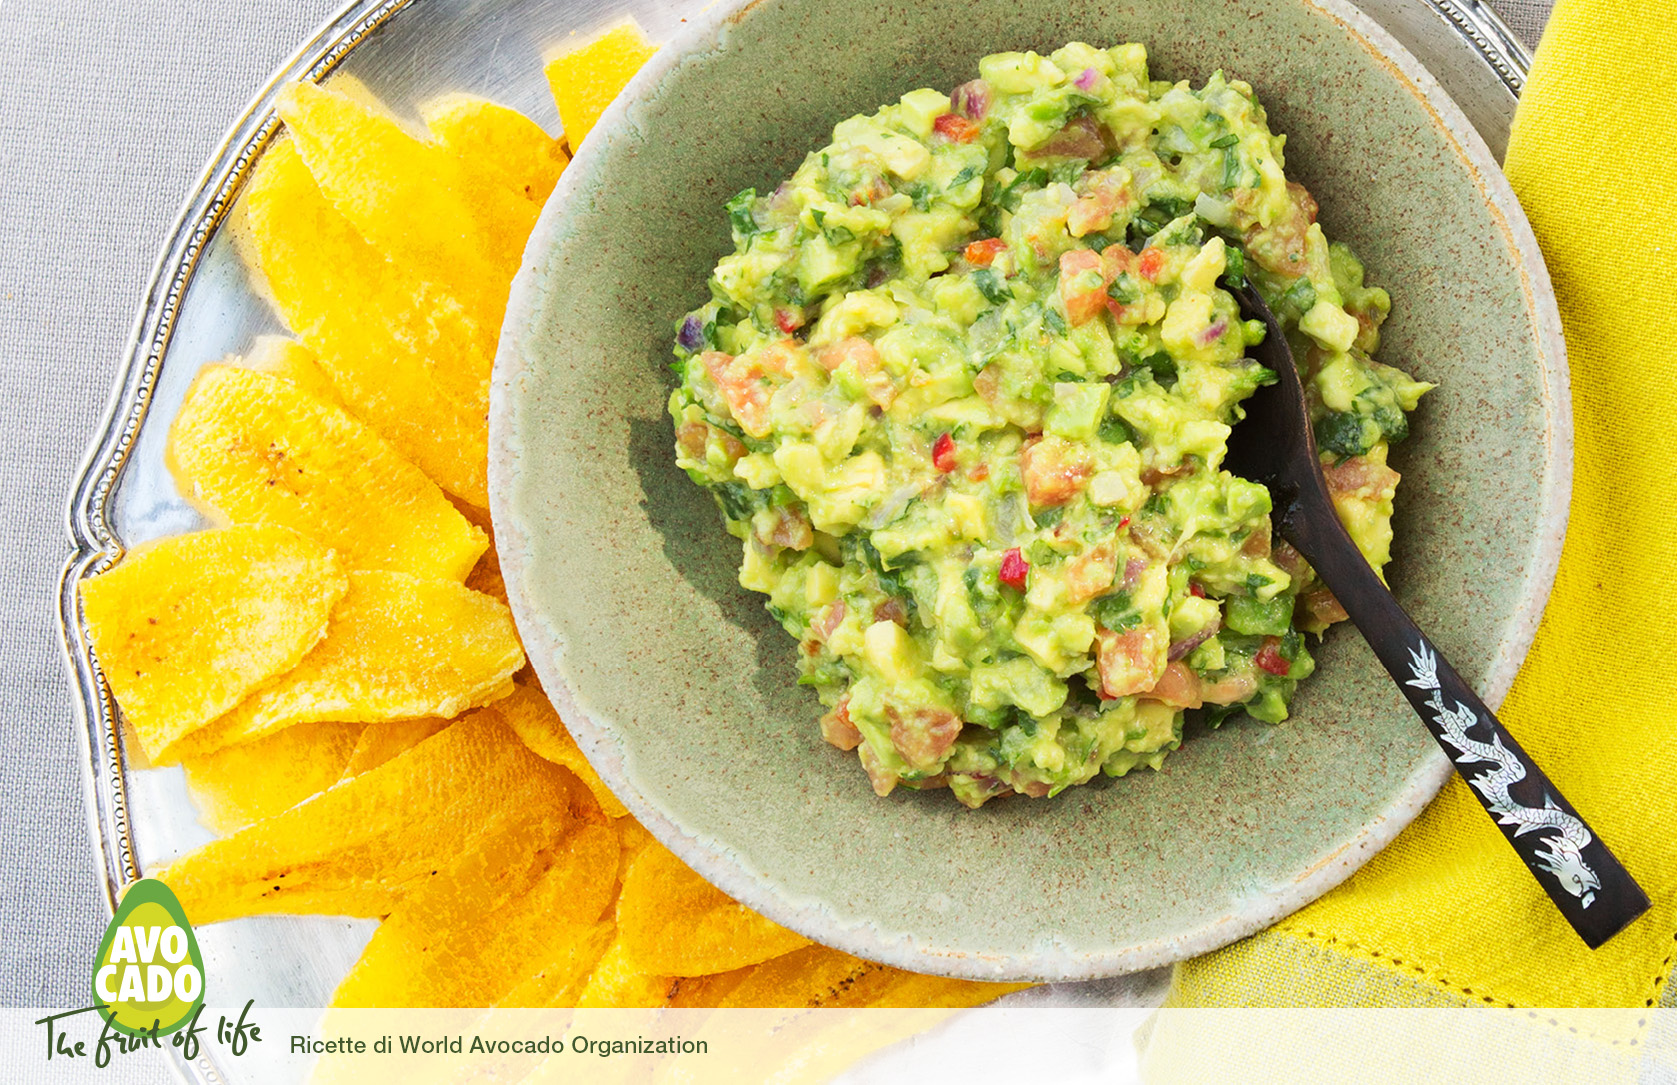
[1164,0,1677,1009]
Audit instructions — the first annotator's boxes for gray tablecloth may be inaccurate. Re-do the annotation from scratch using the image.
[0,0,1550,1025]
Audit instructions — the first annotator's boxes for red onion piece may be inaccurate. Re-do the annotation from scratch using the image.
[1167,622,1219,661]
[951,79,990,120]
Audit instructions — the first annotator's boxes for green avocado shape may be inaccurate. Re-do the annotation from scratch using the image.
[91,878,206,1037]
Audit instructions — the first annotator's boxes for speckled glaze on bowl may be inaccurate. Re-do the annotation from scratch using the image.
[489,0,1569,981]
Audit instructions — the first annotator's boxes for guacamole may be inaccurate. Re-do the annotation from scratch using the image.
[668,42,1430,808]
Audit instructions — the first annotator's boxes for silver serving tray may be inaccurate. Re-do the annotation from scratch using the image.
[55,0,1534,1078]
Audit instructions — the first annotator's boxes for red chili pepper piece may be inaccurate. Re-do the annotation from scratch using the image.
[1255,636,1291,676]
[999,548,1030,592]
[932,432,957,473]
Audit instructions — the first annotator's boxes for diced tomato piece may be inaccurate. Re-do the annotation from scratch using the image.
[968,463,990,482]
[819,697,863,750]
[1188,582,1206,598]
[1256,636,1291,676]
[858,741,898,797]
[774,307,804,333]
[933,112,981,143]
[1201,673,1258,705]
[1020,435,1093,507]
[887,703,963,770]
[1063,542,1117,604]
[1137,247,1166,281]
[760,506,813,551]
[1144,661,1204,709]
[1058,248,1107,326]
[701,350,773,438]
[1095,624,1167,698]
[932,432,957,473]
[964,237,1007,267]
[815,336,896,408]
[999,548,1029,592]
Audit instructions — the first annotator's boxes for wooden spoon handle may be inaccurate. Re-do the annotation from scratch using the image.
[1285,508,1649,949]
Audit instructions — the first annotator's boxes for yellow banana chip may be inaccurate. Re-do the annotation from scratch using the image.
[495,921,615,1008]
[463,533,508,607]
[169,364,487,581]
[243,335,343,408]
[176,570,523,759]
[717,944,1026,1008]
[420,91,567,242]
[574,938,680,1009]
[861,970,1031,1008]
[236,138,491,506]
[545,19,657,148]
[615,837,811,977]
[332,811,619,1007]
[156,711,573,923]
[340,718,450,779]
[496,684,628,819]
[80,525,348,763]
[180,720,363,835]
[275,81,522,333]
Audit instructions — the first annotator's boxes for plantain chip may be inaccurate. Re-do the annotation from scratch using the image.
[419,91,567,253]
[573,938,680,1009]
[717,944,1027,1008]
[861,970,1031,1008]
[156,711,573,923]
[275,81,523,336]
[544,18,657,149]
[180,720,363,835]
[615,837,811,977]
[331,811,620,1007]
[463,532,507,607]
[243,335,343,408]
[236,138,491,506]
[80,525,348,763]
[175,570,523,759]
[340,718,450,779]
[495,684,628,819]
[169,364,487,581]
[495,920,615,1009]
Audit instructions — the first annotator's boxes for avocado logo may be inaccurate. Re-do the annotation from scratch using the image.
[91,879,205,1037]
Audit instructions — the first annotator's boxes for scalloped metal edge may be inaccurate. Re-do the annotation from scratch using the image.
[52,0,413,975]
[1427,0,1535,97]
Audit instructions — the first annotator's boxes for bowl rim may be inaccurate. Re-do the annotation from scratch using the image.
[490,0,1572,982]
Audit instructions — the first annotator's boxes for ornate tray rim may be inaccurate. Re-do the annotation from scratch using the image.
[55,0,420,916]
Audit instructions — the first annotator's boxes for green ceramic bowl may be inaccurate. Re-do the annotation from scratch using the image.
[489,0,1568,981]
